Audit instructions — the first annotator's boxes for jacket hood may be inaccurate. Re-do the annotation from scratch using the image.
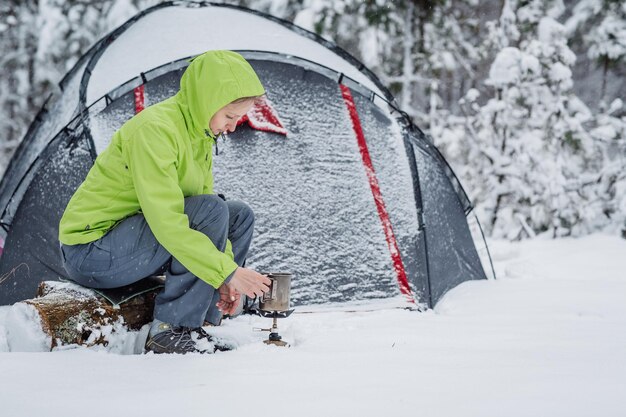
[175,50,265,139]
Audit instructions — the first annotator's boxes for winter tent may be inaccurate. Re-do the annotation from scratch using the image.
[0,1,494,308]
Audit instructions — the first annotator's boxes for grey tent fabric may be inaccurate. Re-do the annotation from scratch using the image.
[0,2,494,307]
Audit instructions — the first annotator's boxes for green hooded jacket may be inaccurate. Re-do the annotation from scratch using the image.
[59,50,265,288]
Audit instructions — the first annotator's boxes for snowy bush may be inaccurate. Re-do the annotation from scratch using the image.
[432,1,624,238]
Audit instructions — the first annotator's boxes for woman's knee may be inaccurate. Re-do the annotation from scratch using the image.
[227,200,255,227]
[184,194,229,229]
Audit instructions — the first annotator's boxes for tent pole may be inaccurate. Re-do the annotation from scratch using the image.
[473,211,497,280]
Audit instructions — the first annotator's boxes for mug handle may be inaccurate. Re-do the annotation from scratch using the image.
[262,277,277,301]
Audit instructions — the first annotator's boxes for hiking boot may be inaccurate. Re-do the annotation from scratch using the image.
[194,326,236,352]
[145,322,235,354]
[145,323,209,354]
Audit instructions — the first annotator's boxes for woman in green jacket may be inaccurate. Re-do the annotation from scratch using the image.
[59,50,271,354]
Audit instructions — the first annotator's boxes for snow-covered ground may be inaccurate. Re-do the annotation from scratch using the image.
[0,234,625,416]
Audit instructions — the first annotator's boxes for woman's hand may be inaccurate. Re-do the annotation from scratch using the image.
[227,267,271,298]
[216,283,241,316]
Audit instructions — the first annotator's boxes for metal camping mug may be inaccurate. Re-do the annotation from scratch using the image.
[259,272,292,312]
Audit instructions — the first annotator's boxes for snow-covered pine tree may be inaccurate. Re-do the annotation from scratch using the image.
[565,0,626,108]
[0,0,139,176]
[563,0,626,235]
[424,0,496,149]
[0,1,39,171]
[453,0,604,239]
[565,1,626,237]
[589,99,626,236]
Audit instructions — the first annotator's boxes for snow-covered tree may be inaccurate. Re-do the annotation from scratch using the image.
[0,1,39,169]
[586,99,626,236]
[565,0,626,107]
[0,0,139,175]
[445,0,610,239]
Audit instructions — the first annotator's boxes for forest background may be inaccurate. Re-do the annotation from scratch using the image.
[1,0,624,240]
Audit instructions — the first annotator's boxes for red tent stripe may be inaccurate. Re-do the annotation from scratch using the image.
[339,84,415,302]
[134,85,145,114]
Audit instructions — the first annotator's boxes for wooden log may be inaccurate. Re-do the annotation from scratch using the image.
[31,282,118,348]
[7,281,159,351]
[36,281,159,331]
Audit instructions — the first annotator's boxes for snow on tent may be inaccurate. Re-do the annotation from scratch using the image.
[0,1,494,308]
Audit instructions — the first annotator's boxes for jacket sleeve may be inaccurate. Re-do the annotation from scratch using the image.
[225,239,234,261]
[124,122,238,288]
[202,153,235,263]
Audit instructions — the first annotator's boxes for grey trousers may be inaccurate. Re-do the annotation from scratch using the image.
[60,195,254,327]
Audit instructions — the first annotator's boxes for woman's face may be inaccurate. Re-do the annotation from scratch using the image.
[209,100,254,136]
